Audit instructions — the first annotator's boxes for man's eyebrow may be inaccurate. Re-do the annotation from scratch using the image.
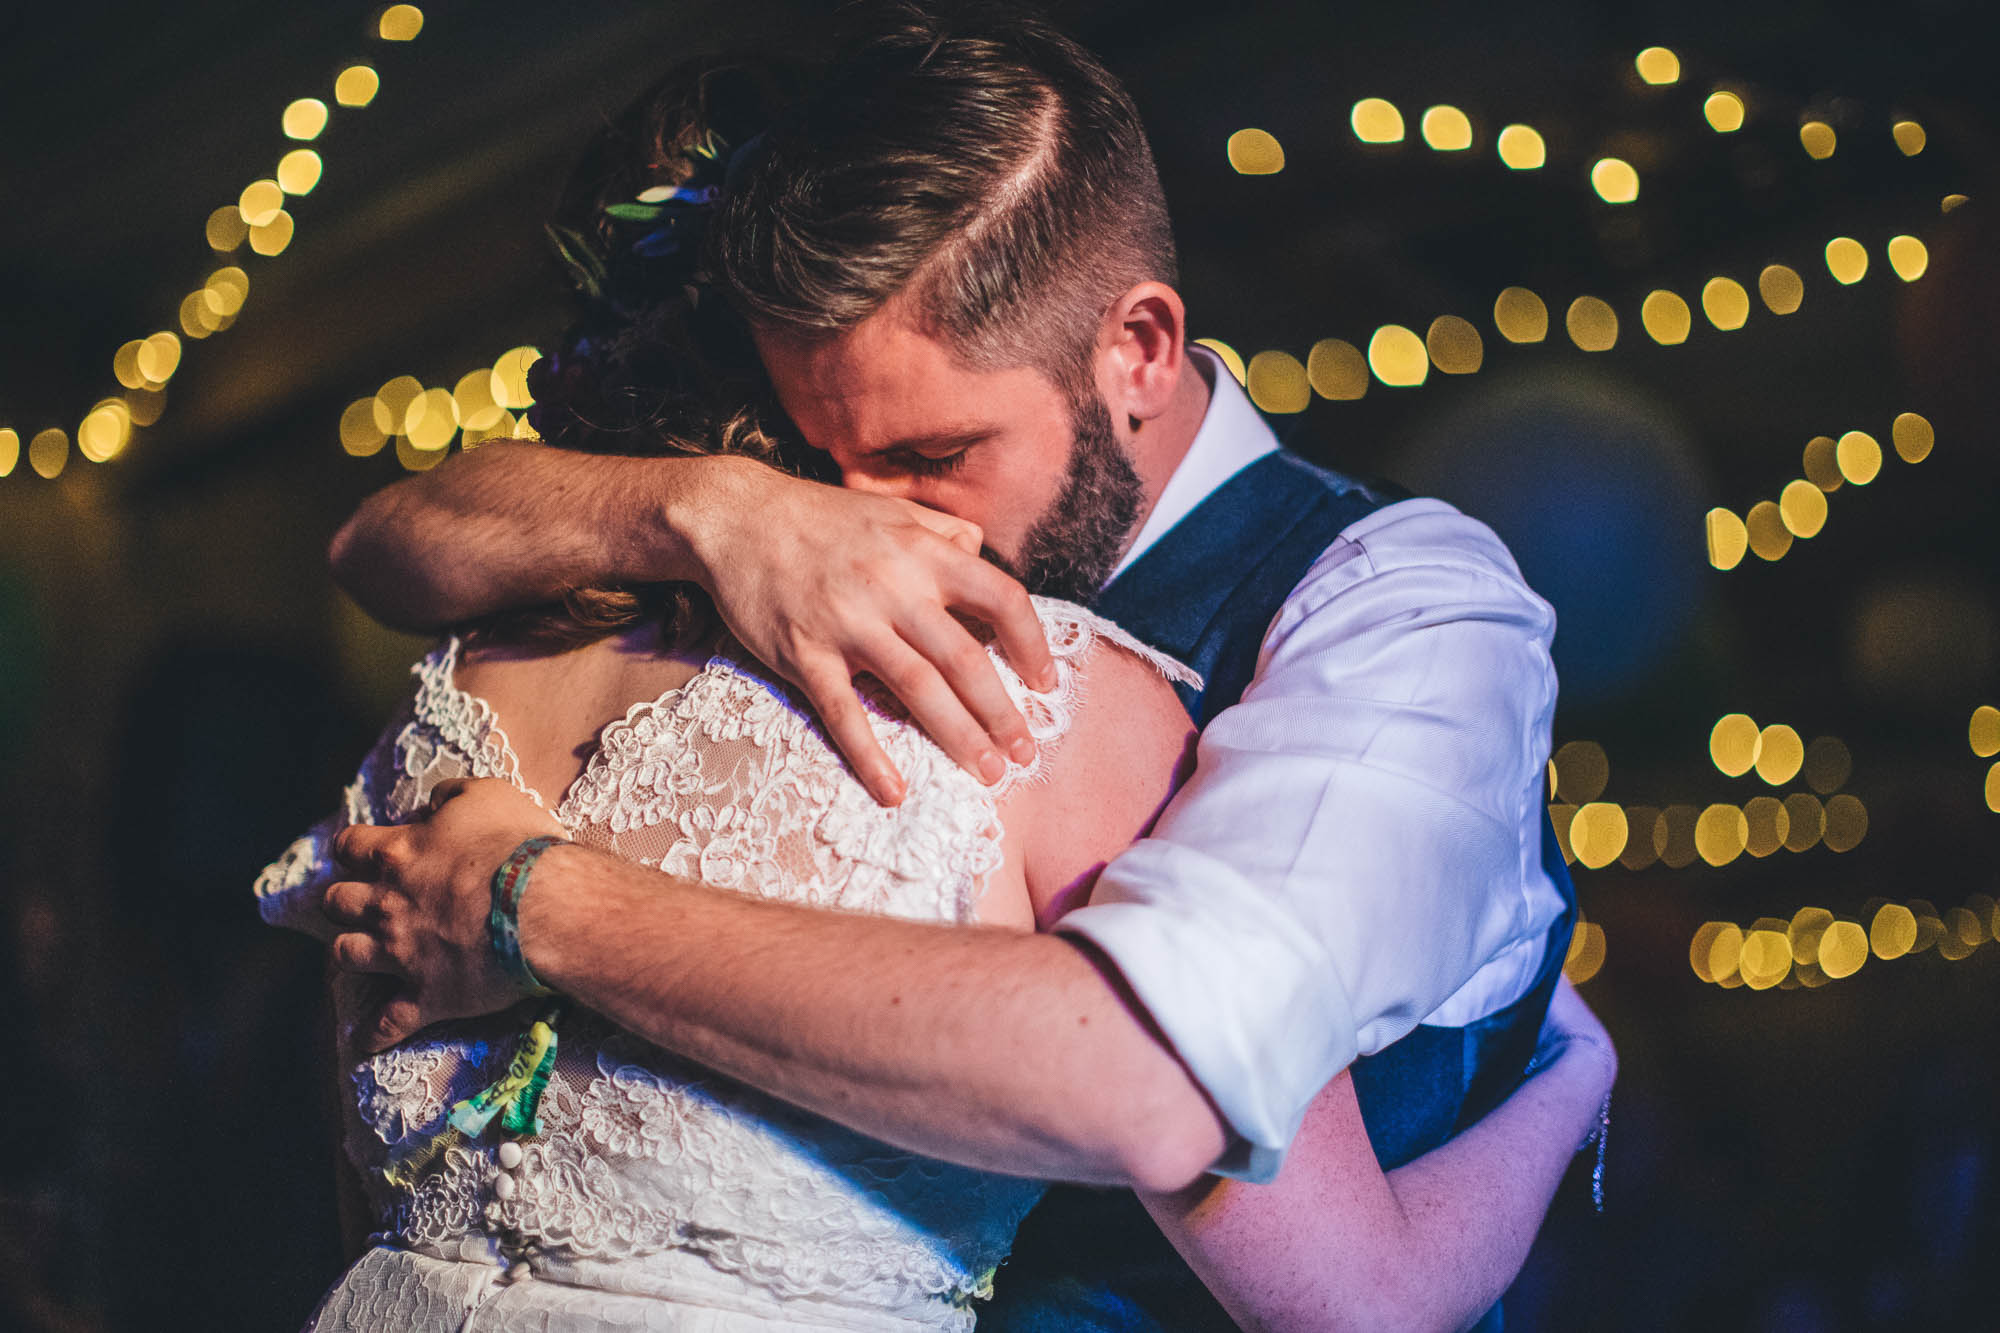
[863,428,997,458]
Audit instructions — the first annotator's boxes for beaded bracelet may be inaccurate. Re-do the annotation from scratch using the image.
[490,835,569,997]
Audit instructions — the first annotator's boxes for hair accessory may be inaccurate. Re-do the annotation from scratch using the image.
[490,834,568,997]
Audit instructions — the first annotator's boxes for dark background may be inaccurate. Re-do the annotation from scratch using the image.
[1,2,1995,1328]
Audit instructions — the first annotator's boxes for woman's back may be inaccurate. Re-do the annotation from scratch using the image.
[260,598,1194,1331]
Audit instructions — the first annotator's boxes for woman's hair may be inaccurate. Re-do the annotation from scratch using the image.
[474,55,807,649]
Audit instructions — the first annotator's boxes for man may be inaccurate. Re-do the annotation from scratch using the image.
[324,7,1576,1326]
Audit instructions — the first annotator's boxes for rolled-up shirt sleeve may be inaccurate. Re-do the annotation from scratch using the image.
[1055,499,1563,1182]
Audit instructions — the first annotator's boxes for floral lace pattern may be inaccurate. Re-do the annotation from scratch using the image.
[264,599,1196,1330]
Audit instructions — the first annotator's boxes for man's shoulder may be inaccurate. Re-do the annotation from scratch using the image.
[1282,494,1552,629]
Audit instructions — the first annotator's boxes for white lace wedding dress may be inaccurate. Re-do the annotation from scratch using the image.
[256,598,1194,1332]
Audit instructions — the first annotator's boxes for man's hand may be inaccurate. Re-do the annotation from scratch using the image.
[323,778,565,1051]
[688,462,1057,805]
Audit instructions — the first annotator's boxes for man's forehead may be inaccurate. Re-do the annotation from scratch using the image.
[755,309,1059,455]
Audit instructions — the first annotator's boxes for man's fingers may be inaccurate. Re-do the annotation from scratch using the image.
[364,993,427,1054]
[331,930,401,977]
[895,612,1036,773]
[946,558,1056,694]
[796,656,906,806]
[332,822,394,876]
[322,879,385,929]
[426,777,474,813]
[903,504,984,557]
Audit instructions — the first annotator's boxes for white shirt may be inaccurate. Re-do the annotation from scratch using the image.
[1054,348,1568,1182]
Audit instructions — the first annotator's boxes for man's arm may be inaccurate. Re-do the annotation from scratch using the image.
[329,443,1050,806]
[1142,977,1615,1332]
[1056,500,1567,1178]
[325,643,1223,1192]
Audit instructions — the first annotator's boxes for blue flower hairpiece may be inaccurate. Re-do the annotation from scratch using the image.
[544,128,766,312]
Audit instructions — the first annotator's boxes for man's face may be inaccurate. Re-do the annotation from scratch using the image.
[753,299,1143,601]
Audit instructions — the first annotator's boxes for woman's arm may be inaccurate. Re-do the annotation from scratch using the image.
[1141,977,1616,1332]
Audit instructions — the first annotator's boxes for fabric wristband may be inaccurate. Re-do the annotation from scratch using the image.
[490,835,569,997]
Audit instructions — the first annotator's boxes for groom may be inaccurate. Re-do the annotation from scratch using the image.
[325,6,1576,1326]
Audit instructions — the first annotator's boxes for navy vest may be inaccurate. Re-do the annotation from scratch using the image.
[982,449,1578,1332]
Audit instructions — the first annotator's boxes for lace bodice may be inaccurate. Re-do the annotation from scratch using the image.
[256,598,1195,1331]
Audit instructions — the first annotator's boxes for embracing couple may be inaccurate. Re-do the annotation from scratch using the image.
[257,6,1612,1330]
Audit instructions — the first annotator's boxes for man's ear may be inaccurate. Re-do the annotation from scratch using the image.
[1096,282,1187,429]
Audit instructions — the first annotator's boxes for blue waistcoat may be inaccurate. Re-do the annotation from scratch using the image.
[981,449,1578,1332]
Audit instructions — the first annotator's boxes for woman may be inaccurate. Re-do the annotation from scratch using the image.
[257,56,1613,1331]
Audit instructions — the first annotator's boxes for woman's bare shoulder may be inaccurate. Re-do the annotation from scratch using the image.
[997,605,1198,926]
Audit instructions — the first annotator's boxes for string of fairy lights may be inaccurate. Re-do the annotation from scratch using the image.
[1212,46,1980,995]
[0,4,427,483]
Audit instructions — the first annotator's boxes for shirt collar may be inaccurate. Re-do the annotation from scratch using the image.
[1107,344,1281,581]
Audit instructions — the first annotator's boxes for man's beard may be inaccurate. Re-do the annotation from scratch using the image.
[992,390,1145,605]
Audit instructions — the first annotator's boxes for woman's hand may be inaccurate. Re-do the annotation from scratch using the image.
[686,460,1057,805]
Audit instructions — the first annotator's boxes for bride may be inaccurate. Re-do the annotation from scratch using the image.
[256,52,1613,1332]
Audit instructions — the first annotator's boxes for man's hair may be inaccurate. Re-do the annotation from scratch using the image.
[707,1,1178,397]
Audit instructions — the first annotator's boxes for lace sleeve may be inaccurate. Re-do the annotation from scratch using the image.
[988,596,1200,797]
[253,698,414,941]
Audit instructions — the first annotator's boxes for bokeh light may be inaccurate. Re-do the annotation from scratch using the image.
[1306,339,1368,400]
[1350,98,1405,143]
[1739,928,1791,989]
[1657,805,1699,868]
[1970,705,2000,758]
[1704,90,1746,132]
[491,347,542,409]
[1758,264,1804,315]
[249,210,295,256]
[1744,796,1789,857]
[1496,125,1545,169]
[1706,508,1748,570]
[1819,921,1867,978]
[239,179,285,227]
[1755,724,1804,784]
[1226,129,1285,174]
[1836,430,1882,484]
[373,375,424,435]
[1493,287,1548,343]
[1641,290,1691,344]
[1823,794,1868,851]
[1696,802,1749,866]
[1779,479,1828,538]
[282,97,328,140]
[1711,713,1761,776]
[1367,325,1429,386]
[1802,736,1852,793]
[1892,119,1926,155]
[1571,803,1628,869]
[205,205,249,252]
[28,428,69,480]
[1634,47,1681,85]
[1825,237,1869,284]
[1563,920,1606,983]
[1870,903,1916,959]
[1701,277,1750,330]
[1782,793,1825,851]
[1802,435,1842,491]
[277,149,323,195]
[1886,235,1928,282]
[1420,106,1473,151]
[1552,739,1610,803]
[1565,296,1618,351]
[1192,339,1246,384]
[379,4,424,41]
[0,429,16,477]
[340,398,389,457]
[1246,350,1310,413]
[1745,501,1792,560]
[335,65,380,108]
[1798,121,1837,159]
[1590,157,1639,204]
[1424,315,1483,373]
[1891,411,1933,463]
